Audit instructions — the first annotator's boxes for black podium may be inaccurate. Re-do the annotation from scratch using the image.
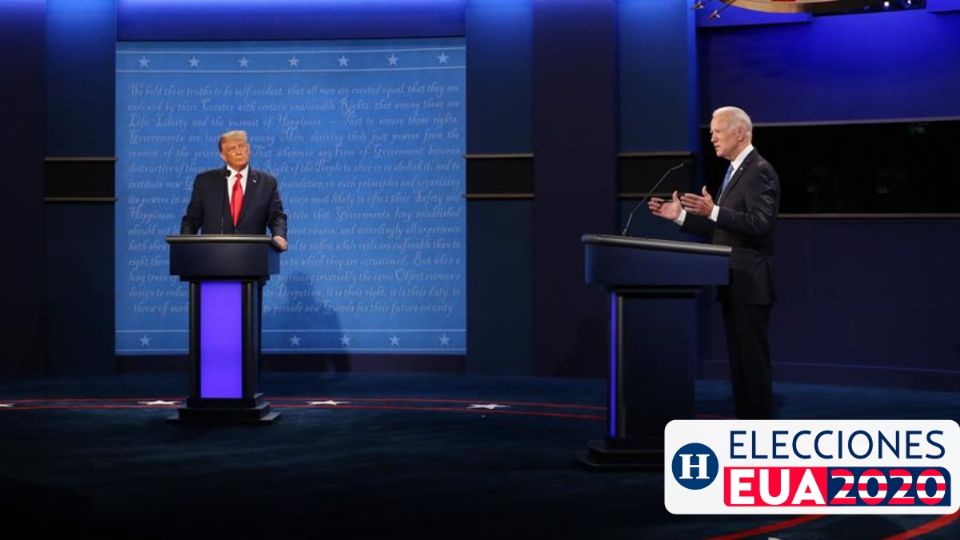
[166,235,281,424]
[579,234,730,469]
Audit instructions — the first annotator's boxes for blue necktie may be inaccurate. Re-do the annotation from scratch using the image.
[718,164,734,200]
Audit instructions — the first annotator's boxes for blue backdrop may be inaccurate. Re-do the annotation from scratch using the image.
[116,38,466,356]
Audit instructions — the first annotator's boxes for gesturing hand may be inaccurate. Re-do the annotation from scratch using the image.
[680,186,715,217]
[648,190,682,221]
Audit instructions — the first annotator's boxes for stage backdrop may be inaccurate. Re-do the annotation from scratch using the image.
[116,38,466,356]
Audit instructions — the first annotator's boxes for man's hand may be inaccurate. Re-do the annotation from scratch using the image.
[680,186,715,217]
[273,236,288,251]
[648,190,682,221]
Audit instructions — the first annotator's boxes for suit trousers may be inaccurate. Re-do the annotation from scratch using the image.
[721,302,773,419]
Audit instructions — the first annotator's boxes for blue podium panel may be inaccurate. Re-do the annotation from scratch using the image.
[200,282,243,399]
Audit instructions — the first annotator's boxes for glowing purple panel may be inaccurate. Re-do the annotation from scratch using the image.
[200,282,242,399]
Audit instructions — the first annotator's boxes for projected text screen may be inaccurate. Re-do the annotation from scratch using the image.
[116,39,466,355]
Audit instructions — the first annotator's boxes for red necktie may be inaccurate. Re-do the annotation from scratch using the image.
[231,172,244,226]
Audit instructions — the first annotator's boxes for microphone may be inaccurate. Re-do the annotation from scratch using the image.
[221,170,230,234]
[620,161,687,236]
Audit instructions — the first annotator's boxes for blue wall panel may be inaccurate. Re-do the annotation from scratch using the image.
[118,0,465,41]
[1,0,46,376]
[466,0,532,153]
[532,0,618,377]
[44,0,117,376]
[700,10,960,123]
[45,204,116,375]
[46,0,116,156]
[466,201,534,375]
[619,0,698,152]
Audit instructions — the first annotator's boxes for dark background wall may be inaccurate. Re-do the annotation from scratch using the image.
[9,1,960,391]
[696,6,960,390]
[0,1,45,376]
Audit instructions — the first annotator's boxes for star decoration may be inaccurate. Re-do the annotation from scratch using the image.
[387,54,399,66]
[238,57,250,68]
[138,57,150,68]
[139,400,179,406]
[139,335,151,347]
[307,400,351,406]
[290,335,301,346]
[389,335,400,346]
[337,55,349,67]
[339,335,352,346]
[288,56,300,68]
[468,404,511,410]
[437,52,449,64]
[438,334,451,346]
[188,56,200,68]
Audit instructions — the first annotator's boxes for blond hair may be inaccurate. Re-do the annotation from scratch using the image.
[218,130,248,151]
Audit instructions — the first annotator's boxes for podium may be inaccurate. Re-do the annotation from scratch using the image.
[166,235,281,424]
[579,234,730,469]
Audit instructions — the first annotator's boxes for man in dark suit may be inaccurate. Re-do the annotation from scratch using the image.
[648,106,780,419]
[180,130,288,250]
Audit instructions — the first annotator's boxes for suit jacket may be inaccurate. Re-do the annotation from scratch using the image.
[180,167,287,239]
[682,150,780,305]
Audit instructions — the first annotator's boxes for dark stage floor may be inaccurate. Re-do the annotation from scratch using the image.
[0,372,957,539]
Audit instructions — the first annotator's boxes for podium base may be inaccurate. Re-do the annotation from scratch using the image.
[167,395,280,425]
[577,438,663,471]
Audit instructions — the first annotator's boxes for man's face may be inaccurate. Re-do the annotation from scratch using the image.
[709,114,744,161]
[220,137,250,171]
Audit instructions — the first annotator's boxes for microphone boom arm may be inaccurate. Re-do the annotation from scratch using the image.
[620,161,686,236]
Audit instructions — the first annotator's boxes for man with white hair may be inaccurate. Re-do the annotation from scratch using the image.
[648,106,780,419]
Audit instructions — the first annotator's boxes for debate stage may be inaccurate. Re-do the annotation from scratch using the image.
[0,372,957,539]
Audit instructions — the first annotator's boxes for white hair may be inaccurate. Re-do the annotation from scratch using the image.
[713,106,753,142]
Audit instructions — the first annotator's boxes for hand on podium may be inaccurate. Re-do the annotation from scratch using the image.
[272,236,288,251]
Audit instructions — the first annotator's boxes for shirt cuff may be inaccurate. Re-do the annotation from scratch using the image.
[673,209,686,226]
[710,205,720,222]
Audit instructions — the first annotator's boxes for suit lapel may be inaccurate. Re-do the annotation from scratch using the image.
[720,150,757,203]
[219,169,235,232]
[237,168,259,226]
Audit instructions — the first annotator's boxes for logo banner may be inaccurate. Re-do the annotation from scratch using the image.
[665,420,960,515]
